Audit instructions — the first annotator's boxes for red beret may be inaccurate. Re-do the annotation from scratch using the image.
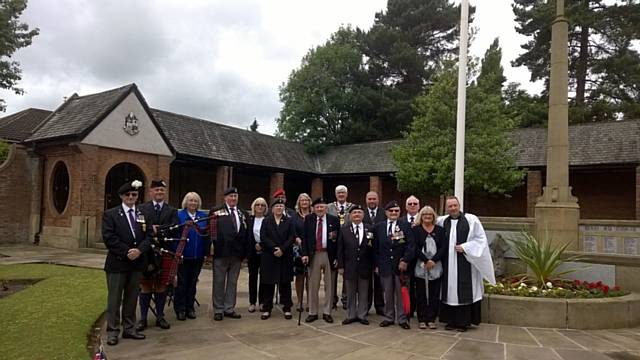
[272,189,286,198]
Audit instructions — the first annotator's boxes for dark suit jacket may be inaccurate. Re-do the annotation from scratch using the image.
[301,213,340,266]
[102,205,151,273]
[337,223,374,280]
[259,214,295,284]
[363,207,386,226]
[373,219,415,277]
[138,201,179,267]
[210,204,249,260]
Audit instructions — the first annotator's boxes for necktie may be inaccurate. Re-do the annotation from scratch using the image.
[230,207,238,231]
[340,205,344,214]
[410,216,414,224]
[128,209,137,235]
[154,203,161,217]
[388,221,393,237]
[354,225,360,244]
[370,210,375,219]
[316,217,323,251]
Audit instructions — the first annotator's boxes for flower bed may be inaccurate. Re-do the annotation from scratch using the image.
[485,278,629,298]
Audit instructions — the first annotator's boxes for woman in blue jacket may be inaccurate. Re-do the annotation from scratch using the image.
[173,192,210,321]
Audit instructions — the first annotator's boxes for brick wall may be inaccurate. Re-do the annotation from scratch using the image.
[0,145,38,244]
[571,168,636,220]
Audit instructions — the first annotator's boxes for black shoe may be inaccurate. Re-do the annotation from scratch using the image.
[186,311,197,319]
[156,318,170,329]
[224,312,242,319]
[342,318,356,325]
[445,324,456,331]
[399,322,410,330]
[106,337,118,346]
[359,318,369,325]
[122,332,146,340]
[323,314,334,323]
[284,311,293,320]
[260,311,271,320]
[176,312,186,321]
[456,326,468,332]
[135,320,147,332]
[305,314,318,323]
[379,320,394,327]
[214,313,223,321]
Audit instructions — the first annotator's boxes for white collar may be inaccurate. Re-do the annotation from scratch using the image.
[153,201,164,207]
[122,204,135,213]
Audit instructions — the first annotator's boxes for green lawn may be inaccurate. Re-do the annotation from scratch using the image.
[0,264,106,360]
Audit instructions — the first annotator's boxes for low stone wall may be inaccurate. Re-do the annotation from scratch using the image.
[482,293,640,329]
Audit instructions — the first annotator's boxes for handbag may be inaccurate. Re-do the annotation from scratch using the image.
[414,234,442,280]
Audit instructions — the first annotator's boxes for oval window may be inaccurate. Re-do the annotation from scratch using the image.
[52,162,70,214]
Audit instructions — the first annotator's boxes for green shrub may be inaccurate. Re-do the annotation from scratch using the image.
[0,140,9,164]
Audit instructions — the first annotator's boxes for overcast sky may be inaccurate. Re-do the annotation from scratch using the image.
[1,0,542,135]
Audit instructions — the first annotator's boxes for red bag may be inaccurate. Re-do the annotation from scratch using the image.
[400,272,411,316]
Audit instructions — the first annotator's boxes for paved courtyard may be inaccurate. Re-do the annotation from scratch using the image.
[1,245,639,360]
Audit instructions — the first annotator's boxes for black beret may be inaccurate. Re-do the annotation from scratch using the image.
[150,179,167,188]
[118,180,143,195]
[384,200,400,210]
[270,198,286,207]
[224,186,238,196]
[311,197,327,206]
[349,204,365,213]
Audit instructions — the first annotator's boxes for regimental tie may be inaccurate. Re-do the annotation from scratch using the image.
[230,207,238,232]
[410,216,414,224]
[370,210,375,219]
[316,217,323,251]
[154,203,161,217]
[388,221,393,238]
[128,209,137,235]
[354,224,360,245]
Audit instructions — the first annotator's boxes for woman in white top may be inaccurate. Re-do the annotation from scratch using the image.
[247,197,268,313]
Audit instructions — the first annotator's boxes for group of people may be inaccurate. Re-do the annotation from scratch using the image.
[102,180,495,346]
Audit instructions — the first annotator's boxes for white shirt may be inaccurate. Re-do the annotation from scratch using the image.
[387,220,396,235]
[226,203,240,232]
[368,207,378,219]
[153,201,164,209]
[352,222,363,245]
[188,211,197,221]
[253,216,264,243]
[406,213,417,224]
[122,204,136,237]
[318,214,327,248]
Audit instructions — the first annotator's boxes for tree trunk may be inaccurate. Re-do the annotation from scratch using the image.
[575,0,590,106]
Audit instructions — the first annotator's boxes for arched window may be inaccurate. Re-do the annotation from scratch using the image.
[52,161,70,214]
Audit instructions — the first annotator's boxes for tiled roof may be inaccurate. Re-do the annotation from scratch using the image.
[0,108,51,142]
[151,109,317,172]
[26,84,135,142]
[9,83,640,172]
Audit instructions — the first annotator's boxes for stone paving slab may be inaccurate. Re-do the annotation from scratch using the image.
[2,244,640,360]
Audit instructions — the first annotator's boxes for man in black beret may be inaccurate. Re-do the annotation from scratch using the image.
[301,197,340,323]
[373,200,415,329]
[136,179,179,330]
[102,180,151,345]
[337,204,375,325]
[209,186,249,321]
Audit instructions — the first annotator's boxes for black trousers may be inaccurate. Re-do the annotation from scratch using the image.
[262,281,293,312]
[174,257,204,314]
[248,253,263,305]
[415,277,441,323]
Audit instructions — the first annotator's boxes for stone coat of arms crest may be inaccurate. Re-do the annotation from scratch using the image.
[123,112,139,136]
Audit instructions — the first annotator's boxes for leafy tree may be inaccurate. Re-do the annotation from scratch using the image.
[0,0,39,112]
[0,140,9,163]
[276,26,369,153]
[392,41,525,197]
[512,0,640,123]
[249,118,259,132]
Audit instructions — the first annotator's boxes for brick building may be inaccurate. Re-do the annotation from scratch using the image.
[1,83,639,249]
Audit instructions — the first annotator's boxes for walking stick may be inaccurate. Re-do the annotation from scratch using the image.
[297,265,308,326]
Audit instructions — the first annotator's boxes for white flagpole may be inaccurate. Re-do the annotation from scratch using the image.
[454,0,470,211]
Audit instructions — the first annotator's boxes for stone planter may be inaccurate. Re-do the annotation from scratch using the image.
[483,292,640,329]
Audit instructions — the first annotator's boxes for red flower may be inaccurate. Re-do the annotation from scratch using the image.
[574,280,581,286]
[596,281,603,287]
[602,285,609,294]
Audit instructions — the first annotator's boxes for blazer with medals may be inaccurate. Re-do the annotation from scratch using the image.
[259,214,296,284]
[210,204,249,260]
[373,219,415,277]
[363,208,386,226]
[301,213,340,266]
[337,222,374,280]
[102,205,152,273]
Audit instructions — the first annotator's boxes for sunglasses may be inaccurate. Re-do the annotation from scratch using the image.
[124,192,138,197]
[387,209,400,213]
[407,202,418,206]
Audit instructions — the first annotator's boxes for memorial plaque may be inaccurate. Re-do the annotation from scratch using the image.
[582,235,597,253]
[603,236,617,254]
[623,237,638,255]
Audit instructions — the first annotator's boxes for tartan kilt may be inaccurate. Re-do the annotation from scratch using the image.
[140,253,175,287]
